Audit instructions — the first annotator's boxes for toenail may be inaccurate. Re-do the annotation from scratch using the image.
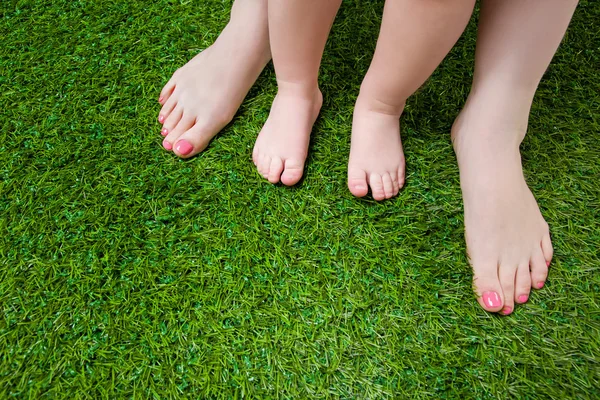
[161,128,168,136]
[546,260,550,267]
[162,139,172,151]
[518,295,529,303]
[501,306,513,315]
[482,291,502,308]
[158,115,165,123]
[175,140,193,155]
[158,96,163,103]
[537,281,545,289]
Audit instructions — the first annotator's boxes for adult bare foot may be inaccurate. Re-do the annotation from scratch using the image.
[253,84,322,186]
[452,103,552,316]
[347,96,405,201]
[158,0,270,158]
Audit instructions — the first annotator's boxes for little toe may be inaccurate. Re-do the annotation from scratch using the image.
[348,167,369,198]
[267,157,285,184]
[258,154,271,179]
[369,174,386,201]
[541,231,553,267]
[382,172,394,199]
[472,260,504,313]
[390,171,400,196]
[514,262,532,304]
[255,153,266,176]
[498,263,517,315]
[530,248,549,290]
[397,166,405,189]
[281,159,304,186]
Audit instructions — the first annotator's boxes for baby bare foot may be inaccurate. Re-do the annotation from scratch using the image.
[348,96,405,201]
[253,84,322,186]
[452,109,553,315]
[158,16,270,158]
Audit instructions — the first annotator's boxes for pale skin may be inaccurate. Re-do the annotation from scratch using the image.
[156,0,578,314]
[253,0,342,185]
[348,0,476,200]
[157,0,270,157]
[453,0,578,314]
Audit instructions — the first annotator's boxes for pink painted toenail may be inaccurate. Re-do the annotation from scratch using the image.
[158,115,165,123]
[162,139,172,151]
[175,140,193,155]
[161,128,168,136]
[518,295,529,303]
[546,261,550,267]
[537,281,545,289]
[159,96,163,103]
[501,306,513,315]
[482,291,502,308]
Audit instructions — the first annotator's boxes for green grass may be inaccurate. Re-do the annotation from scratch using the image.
[1,0,599,398]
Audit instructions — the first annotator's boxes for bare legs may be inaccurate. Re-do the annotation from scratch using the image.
[452,0,578,314]
[253,0,341,185]
[156,0,577,316]
[158,0,270,158]
[348,0,475,200]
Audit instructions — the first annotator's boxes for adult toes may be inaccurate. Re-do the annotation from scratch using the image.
[498,262,517,315]
[530,248,549,290]
[171,122,217,158]
[348,167,369,198]
[161,109,183,150]
[267,157,285,184]
[280,159,304,186]
[514,262,532,304]
[472,259,504,313]
[369,174,385,201]
[541,230,553,267]
[162,107,183,137]
[165,114,195,149]
[159,80,176,104]
[158,96,177,124]
[382,172,394,199]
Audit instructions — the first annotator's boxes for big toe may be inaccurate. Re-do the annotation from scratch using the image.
[348,167,369,198]
[472,261,505,313]
[280,159,304,186]
[172,122,216,158]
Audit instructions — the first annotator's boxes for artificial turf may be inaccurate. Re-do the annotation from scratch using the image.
[1,0,599,398]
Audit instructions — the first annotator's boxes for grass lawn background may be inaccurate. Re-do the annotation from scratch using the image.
[1,0,599,398]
